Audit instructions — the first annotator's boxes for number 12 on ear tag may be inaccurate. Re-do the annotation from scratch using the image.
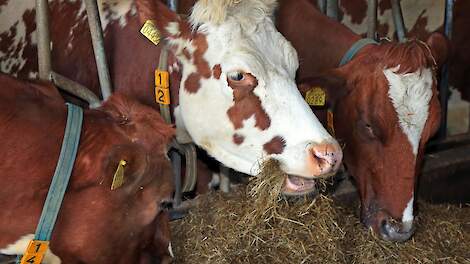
[20,240,49,264]
[155,70,170,105]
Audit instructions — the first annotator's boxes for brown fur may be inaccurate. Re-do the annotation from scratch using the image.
[0,74,175,263]
[263,136,286,155]
[280,0,445,236]
[227,73,271,130]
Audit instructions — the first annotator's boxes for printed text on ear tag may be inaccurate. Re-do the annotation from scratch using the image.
[111,160,127,190]
[305,87,326,106]
[20,240,49,264]
[140,20,160,46]
[155,70,170,105]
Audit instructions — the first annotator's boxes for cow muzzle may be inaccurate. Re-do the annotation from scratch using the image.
[282,141,342,197]
[306,141,343,177]
[363,209,415,242]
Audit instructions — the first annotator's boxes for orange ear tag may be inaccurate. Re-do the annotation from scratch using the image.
[20,240,49,264]
[140,20,160,46]
[305,87,326,106]
[155,70,170,105]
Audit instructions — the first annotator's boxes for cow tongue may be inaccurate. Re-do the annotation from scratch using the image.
[284,175,316,192]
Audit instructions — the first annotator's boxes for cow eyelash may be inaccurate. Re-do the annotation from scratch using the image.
[227,71,245,81]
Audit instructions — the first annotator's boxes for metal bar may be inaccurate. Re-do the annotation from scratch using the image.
[51,72,101,108]
[317,0,326,14]
[35,0,52,80]
[220,165,231,193]
[167,0,178,12]
[326,0,339,21]
[158,45,172,124]
[84,0,112,100]
[391,0,406,42]
[437,0,454,139]
[171,151,182,207]
[367,0,377,39]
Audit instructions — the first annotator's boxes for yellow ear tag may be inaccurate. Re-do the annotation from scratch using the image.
[327,109,335,136]
[140,20,160,46]
[20,240,49,264]
[305,86,326,106]
[111,160,127,190]
[155,70,171,105]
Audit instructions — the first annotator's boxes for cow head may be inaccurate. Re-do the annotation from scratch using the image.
[302,33,447,241]
[136,0,342,195]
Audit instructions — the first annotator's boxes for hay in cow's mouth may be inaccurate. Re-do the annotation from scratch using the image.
[170,162,470,263]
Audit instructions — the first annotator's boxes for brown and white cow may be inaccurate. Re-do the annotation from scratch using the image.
[0,73,175,263]
[0,0,342,196]
[277,0,448,241]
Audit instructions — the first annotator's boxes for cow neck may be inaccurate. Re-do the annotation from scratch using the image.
[277,0,360,79]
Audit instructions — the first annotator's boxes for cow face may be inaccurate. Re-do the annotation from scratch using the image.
[136,0,342,195]
[305,34,446,241]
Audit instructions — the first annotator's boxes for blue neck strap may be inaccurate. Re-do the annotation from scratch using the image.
[339,38,379,66]
[33,103,83,241]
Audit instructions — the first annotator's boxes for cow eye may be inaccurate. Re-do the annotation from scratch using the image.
[228,71,245,81]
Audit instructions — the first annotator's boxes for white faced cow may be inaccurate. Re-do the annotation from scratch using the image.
[0,0,342,195]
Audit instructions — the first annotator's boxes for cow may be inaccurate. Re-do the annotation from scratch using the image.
[336,0,470,113]
[0,0,343,196]
[276,0,449,241]
[0,73,175,263]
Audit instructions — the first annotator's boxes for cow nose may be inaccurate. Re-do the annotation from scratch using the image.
[379,215,415,242]
[364,209,415,242]
[306,142,342,177]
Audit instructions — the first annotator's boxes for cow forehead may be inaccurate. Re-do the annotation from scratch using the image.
[384,66,433,155]
[203,20,299,80]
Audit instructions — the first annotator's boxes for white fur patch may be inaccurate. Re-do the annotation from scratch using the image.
[384,67,433,155]
[402,195,414,223]
[168,242,174,258]
[0,234,61,264]
[341,0,444,39]
[0,0,35,75]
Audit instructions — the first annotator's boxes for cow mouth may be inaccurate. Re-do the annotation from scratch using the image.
[281,175,318,197]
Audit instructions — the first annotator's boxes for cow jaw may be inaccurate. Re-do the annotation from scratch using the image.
[282,175,317,196]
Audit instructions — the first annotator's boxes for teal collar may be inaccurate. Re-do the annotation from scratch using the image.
[339,38,379,66]
[17,103,83,263]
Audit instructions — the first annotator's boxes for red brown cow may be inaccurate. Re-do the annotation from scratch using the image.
[0,73,175,263]
[277,0,448,241]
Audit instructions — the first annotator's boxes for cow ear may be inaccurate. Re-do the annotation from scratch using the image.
[136,0,193,40]
[426,32,450,69]
[103,144,149,193]
[298,69,348,107]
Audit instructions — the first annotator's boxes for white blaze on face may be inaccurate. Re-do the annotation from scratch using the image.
[0,234,61,264]
[402,195,414,223]
[174,0,336,176]
[384,66,433,155]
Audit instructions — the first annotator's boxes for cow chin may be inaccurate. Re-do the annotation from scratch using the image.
[361,205,415,242]
[281,174,319,197]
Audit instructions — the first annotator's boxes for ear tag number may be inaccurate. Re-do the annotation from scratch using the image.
[305,87,326,106]
[155,70,170,105]
[140,20,160,46]
[111,160,127,190]
[20,240,49,264]
[327,110,335,136]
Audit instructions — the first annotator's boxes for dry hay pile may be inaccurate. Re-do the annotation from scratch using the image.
[171,160,470,264]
